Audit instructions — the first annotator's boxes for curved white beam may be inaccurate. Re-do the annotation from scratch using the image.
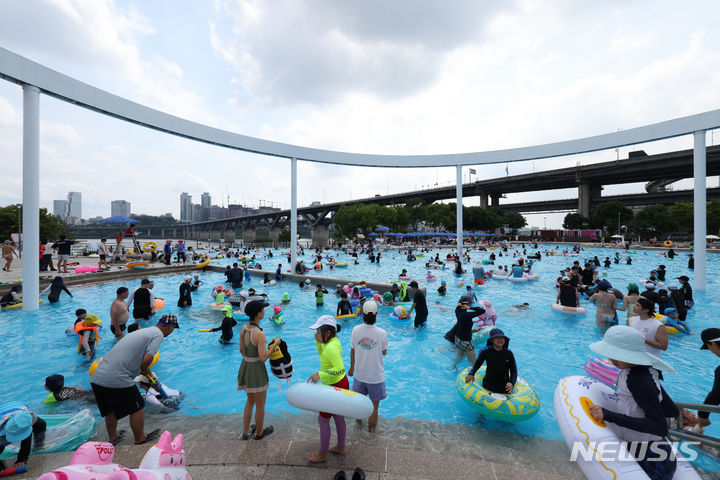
[2,46,720,167]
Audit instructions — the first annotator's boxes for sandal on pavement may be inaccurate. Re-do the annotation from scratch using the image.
[110,430,126,446]
[254,425,274,440]
[135,429,160,445]
[240,424,256,440]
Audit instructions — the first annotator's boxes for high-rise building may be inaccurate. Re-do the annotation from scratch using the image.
[200,192,211,222]
[66,192,82,222]
[201,192,211,209]
[53,200,67,218]
[193,204,203,223]
[111,200,131,217]
[180,193,193,222]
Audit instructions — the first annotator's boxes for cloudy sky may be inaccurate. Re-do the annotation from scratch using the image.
[1,0,719,228]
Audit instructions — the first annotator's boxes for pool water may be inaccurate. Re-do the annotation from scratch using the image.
[2,245,720,470]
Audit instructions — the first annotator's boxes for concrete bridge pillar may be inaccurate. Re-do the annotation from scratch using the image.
[479,193,489,209]
[490,193,501,207]
[160,229,164,238]
[210,230,221,242]
[578,182,603,217]
[270,226,282,243]
[243,229,256,245]
[173,228,176,238]
[312,224,329,247]
[224,230,236,243]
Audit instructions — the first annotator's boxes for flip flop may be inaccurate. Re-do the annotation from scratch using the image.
[135,429,160,445]
[254,425,274,440]
[110,430,126,446]
[240,424,256,440]
[352,467,366,480]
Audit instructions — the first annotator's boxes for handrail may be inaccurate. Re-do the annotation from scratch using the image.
[667,402,720,450]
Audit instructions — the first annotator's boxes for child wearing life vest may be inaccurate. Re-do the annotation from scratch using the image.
[315,284,329,306]
[75,314,102,359]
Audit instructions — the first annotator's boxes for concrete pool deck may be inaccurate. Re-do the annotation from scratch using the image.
[12,413,587,480]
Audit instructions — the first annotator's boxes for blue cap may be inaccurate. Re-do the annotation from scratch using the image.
[3,410,33,442]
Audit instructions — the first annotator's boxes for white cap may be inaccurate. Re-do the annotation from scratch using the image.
[363,301,378,315]
[309,315,337,330]
[305,279,311,284]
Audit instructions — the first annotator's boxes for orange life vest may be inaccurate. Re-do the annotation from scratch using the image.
[75,322,101,353]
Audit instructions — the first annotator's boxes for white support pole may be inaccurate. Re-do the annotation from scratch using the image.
[693,130,707,290]
[290,157,298,272]
[22,84,40,311]
[456,165,463,258]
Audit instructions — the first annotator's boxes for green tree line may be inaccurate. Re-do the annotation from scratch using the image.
[332,198,526,238]
[562,199,720,238]
[0,204,70,242]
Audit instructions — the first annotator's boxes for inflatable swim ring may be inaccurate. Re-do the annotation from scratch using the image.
[551,303,587,315]
[554,375,700,480]
[286,382,373,419]
[196,259,211,269]
[34,441,129,479]
[334,261,348,267]
[74,266,99,274]
[125,261,149,270]
[0,407,97,461]
[335,313,357,320]
[456,366,540,422]
[664,240,673,247]
[471,325,494,346]
[209,302,231,310]
[142,241,157,253]
[583,357,620,387]
[1,299,43,310]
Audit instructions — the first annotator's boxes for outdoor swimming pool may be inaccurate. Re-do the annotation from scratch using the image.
[2,244,719,470]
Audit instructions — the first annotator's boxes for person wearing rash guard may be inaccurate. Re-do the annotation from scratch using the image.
[211,306,238,344]
[677,275,694,309]
[44,374,95,403]
[307,316,347,463]
[0,285,22,307]
[405,281,428,328]
[41,276,73,303]
[452,295,485,368]
[556,277,579,307]
[437,280,447,296]
[695,328,720,428]
[464,328,517,394]
[588,326,679,480]
[127,279,155,321]
[0,402,47,469]
[177,276,192,308]
[336,292,352,316]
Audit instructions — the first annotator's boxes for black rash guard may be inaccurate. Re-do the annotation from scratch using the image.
[699,365,720,419]
[469,347,517,394]
[602,366,678,436]
[337,299,352,316]
[211,315,238,342]
[454,306,485,342]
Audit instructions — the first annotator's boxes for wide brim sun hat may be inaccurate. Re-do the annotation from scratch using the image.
[4,410,33,442]
[589,325,675,374]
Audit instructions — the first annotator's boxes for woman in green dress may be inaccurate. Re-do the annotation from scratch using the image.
[237,300,280,440]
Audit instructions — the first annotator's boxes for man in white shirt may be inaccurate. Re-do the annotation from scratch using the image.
[348,301,388,432]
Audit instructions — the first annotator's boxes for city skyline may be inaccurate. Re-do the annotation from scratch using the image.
[2,2,720,229]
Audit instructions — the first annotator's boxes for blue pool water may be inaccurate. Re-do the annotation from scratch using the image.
[2,245,720,469]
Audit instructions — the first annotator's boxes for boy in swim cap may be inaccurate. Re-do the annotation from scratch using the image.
[44,374,95,403]
[208,305,237,344]
[437,280,447,296]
